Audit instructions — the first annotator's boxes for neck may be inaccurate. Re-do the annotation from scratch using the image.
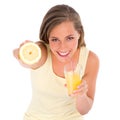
[50,48,80,78]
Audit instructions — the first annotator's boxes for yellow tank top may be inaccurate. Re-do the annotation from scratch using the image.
[24,46,89,120]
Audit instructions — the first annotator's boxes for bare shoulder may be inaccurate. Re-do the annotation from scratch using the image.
[85,50,100,76]
[84,50,100,99]
[85,50,100,75]
[88,50,99,65]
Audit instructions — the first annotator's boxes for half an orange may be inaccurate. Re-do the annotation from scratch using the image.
[19,42,41,65]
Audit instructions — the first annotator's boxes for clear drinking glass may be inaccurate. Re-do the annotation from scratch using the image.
[64,61,82,95]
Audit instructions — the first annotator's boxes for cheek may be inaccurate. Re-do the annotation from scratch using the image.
[71,40,78,49]
[49,41,54,48]
[49,43,57,52]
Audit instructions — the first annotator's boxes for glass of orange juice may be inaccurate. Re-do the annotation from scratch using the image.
[64,62,82,95]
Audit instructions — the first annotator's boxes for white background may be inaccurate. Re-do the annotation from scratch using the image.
[0,0,120,120]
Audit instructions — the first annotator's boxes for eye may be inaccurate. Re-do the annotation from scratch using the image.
[67,36,74,41]
[50,38,59,42]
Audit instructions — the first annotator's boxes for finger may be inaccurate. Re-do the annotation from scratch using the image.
[78,79,88,87]
[13,48,20,59]
[19,40,32,47]
[73,88,88,96]
[64,84,67,87]
[73,82,88,94]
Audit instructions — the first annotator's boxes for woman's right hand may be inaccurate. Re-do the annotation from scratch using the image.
[13,40,47,69]
[13,40,35,68]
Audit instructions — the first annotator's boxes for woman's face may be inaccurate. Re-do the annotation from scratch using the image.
[49,21,80,63]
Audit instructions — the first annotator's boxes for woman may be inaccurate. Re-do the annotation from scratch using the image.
[13,4,99,120]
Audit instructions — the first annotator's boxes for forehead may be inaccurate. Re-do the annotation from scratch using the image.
[49,21,77,37]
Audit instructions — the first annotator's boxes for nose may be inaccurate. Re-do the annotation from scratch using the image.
[59,41,66,50]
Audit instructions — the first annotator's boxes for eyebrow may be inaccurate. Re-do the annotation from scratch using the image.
[65,34,75,38]
[50,34,75,39]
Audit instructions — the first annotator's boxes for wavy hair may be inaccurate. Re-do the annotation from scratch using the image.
[39,4,86,48]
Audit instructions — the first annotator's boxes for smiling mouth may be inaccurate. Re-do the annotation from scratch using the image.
[57,51,70,57]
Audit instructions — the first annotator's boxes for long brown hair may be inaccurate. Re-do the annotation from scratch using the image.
[39,4,86,48]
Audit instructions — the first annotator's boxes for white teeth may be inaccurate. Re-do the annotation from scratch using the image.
[58,51,69,56]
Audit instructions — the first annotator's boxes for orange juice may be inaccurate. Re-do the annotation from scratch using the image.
[65,72,82,95]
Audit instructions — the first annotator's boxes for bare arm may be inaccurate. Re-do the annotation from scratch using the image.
[13,40,47,69]
[72,51,99,114]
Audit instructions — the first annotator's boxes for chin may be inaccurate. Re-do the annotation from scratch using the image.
[57,56,71,63]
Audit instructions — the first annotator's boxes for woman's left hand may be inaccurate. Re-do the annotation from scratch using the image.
[72,80,88,97]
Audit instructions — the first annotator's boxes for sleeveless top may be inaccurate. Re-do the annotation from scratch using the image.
[24,46,89,120]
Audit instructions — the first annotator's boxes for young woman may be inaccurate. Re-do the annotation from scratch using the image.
[13,4,99,120]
